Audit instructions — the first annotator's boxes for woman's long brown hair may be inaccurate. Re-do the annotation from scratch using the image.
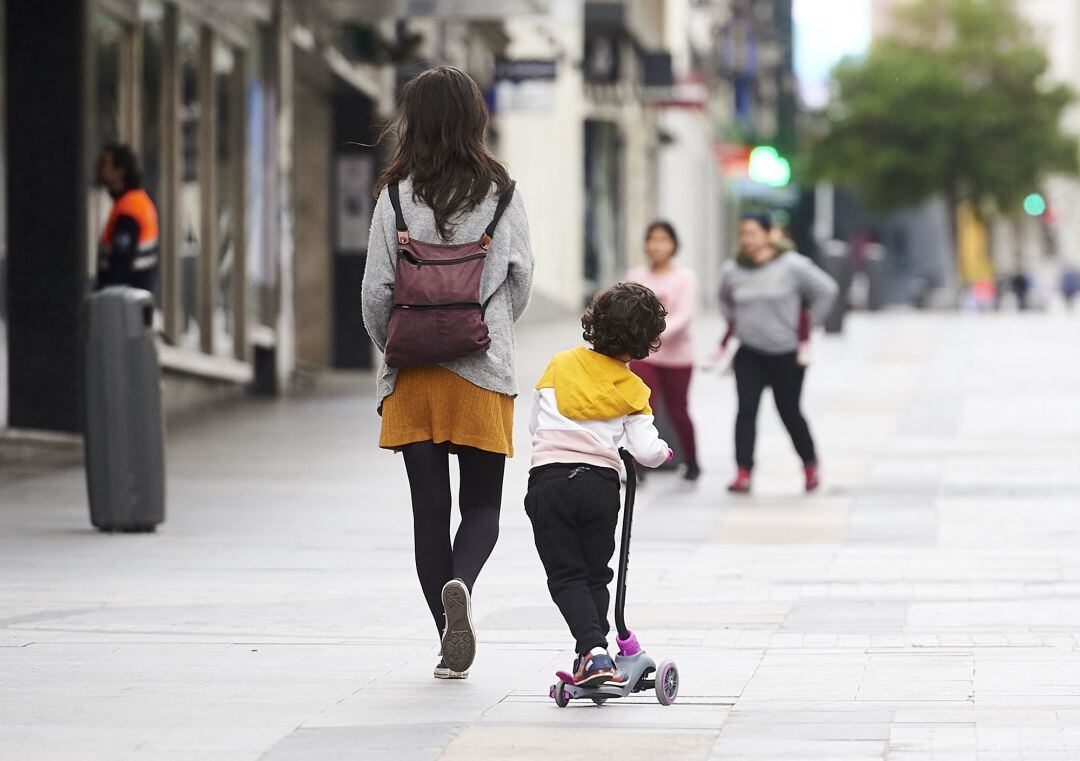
[374,66,511,240]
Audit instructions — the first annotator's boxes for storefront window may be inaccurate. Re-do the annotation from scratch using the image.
[178,16,201,349]
[0,0,7,427]
[140,1,164,213]
[89,11,126,280]
[93,11,123,150]
[213,40,236,356]
[583,120,625,303]
[247,27,273,332]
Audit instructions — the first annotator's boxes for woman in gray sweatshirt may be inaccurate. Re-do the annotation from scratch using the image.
[362,67,534,680]
[719,215,838,494]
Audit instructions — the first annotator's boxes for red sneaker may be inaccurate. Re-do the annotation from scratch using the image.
[804,462,820,492]
[727,467,752,493]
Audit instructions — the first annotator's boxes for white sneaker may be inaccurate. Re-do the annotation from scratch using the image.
[440,579,476,673]
[434,658,469,679]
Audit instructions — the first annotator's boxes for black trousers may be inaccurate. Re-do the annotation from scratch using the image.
[97,260,157,295]
[525,463,620,655]
[733,345,817,469]
[401,441,504,635]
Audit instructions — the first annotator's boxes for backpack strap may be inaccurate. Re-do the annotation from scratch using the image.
[480,181,517,250]
[388,182,410,244]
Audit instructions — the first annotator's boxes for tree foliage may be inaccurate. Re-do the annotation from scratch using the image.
[809,0,1079,215]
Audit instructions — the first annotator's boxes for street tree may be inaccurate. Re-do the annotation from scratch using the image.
[809,0,1079,226]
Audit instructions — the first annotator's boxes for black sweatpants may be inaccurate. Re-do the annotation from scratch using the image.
[525,463,621,655]
[401,441,504,635]
[733,345,817,470]
[96,265,157,295]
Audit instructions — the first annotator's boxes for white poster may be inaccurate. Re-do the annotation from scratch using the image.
[336,154,374,254]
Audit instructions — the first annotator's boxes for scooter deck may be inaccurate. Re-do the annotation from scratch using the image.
[550,652,657,701]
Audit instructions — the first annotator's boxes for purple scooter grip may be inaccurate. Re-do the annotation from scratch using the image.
[617,630,641,657]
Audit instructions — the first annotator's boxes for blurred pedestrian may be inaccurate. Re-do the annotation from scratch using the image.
[1062,266,1080,310]
[625,221,701,481]
[362,66,534,679]
[95,144,159,293]
[770,222,796,253]
[719,215,838,494]
[1012,272,1031,311]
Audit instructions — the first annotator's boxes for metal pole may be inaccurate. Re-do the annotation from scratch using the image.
[614,449,637,641]
[197,25,217,355]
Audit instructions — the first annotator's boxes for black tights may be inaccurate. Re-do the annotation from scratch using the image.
[733,346,818,469]
[401,441,504,635]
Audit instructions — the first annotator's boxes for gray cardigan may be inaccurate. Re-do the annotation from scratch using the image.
[361,178,534,406]
[719,251,838,354]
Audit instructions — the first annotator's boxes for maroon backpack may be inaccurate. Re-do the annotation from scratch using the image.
[383,181,516,369]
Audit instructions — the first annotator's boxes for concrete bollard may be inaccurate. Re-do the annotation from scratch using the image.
[865,243,887,312]
[820,240,853,334]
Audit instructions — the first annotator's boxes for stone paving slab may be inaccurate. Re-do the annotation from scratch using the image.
[3,312,1080,759]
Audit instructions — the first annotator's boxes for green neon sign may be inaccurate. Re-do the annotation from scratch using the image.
[1023,193,1046,216]
[748,146,791,188]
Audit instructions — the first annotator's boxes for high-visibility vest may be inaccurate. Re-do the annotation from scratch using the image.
[100,189,160,271]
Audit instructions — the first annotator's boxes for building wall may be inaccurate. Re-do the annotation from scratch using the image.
[500,0,701,310]
[619,97,658,276]
[499,4,587,311]
[870,0,904,40]
[0,0,7,426]
[656,106,725,305]
[292,67,333,366]
[5,0,730,432]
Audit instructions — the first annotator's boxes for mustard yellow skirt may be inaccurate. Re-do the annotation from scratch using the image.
[379,365,515,457]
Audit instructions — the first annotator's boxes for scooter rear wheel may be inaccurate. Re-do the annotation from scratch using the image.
[554,680,570,708]
[655,660,679,706]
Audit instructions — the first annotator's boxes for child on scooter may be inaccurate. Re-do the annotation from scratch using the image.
[526,283,672,687]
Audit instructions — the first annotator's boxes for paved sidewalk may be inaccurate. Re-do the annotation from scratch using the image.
[2,311,1080,760]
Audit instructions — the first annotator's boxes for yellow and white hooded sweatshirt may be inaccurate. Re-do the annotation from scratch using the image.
[529,347,671,473]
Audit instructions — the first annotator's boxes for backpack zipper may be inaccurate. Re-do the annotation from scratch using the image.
[393,302,481,310]
[398,250,486,266]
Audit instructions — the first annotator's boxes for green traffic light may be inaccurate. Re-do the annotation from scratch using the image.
[1023,193,1047,216]
[749,146,791,188]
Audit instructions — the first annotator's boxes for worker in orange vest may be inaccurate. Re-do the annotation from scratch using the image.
[95,144,160,293]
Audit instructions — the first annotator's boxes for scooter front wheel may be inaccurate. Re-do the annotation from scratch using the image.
[655,661,679,706]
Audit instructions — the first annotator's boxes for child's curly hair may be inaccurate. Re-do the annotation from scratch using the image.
[582,283,667,360]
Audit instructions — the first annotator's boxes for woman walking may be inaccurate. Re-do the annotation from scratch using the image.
[362,66,534,679]
[720,215,837,494]
[625,221,701,481]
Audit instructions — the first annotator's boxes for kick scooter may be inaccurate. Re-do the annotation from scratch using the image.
[548,449,680,707]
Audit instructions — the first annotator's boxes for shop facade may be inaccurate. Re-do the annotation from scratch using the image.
[3,0,390,432]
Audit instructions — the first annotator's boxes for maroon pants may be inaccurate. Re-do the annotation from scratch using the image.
[629,362,698,463]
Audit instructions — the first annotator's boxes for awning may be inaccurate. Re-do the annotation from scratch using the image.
[320,0,551,21]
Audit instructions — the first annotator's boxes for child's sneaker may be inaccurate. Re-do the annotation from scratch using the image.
[606,666,630,686]
[572,650,621,687]
[804,461,820,492]
[434,658,469,680]
[440,579,476,673]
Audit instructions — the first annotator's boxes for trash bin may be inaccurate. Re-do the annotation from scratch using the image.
[84,287,166,532]
[820,240,853,334]
[864,243,887,312]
